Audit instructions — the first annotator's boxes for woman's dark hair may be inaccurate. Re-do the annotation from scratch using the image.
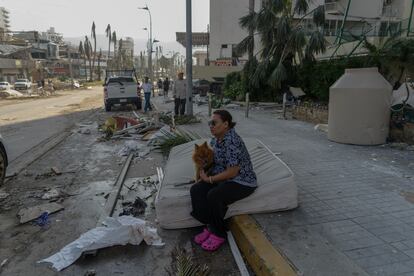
[213,109,236,128]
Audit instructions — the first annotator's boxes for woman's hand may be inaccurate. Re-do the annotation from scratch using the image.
[200,170,210,183]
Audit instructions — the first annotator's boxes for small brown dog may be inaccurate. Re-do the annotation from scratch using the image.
[192,142,214,183]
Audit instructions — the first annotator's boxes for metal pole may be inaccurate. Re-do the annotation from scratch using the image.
[245,93,250,118]
[408,0,414,37]
[186,0,193,115]
[208,93,212,116]
[145,8,153,84]
[336,0,352,45]
[68,47,74,89]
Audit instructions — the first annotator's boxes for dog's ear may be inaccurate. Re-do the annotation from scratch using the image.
[202,141,208,147]
[194,144,199,149]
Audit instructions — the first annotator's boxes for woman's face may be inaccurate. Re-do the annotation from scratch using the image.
[209,114,228,137]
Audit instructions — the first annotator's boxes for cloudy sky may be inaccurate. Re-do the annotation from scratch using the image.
[1,0,209,43]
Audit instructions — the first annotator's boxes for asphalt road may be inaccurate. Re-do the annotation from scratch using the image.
[0,88,102,164]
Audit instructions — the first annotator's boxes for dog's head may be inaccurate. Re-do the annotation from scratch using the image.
[192,142,214,166]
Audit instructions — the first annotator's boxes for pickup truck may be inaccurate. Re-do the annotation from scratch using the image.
[103,70,142,112]
[14,79,32,90]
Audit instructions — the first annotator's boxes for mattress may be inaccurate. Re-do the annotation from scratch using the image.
[155,138,298,229]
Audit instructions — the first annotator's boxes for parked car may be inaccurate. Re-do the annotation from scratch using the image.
[0,82,10,91]
[103,69,142,112]
[14,79,32,90]
[0,134,9,185]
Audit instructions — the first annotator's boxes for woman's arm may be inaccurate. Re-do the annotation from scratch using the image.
[200,166,240,183]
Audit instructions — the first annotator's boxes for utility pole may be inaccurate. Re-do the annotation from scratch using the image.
[186,0,193,115]
[68,47,74,88]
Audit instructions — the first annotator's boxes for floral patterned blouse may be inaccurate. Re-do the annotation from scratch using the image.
[210,128,257,187]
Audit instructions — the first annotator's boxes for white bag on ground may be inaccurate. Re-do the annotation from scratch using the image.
[38,216,164,271]
[155,138,298,229]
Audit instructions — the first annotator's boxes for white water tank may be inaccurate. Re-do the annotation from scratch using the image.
[328,67,392,145]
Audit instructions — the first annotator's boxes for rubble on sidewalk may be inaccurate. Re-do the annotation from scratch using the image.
[41,189,60,200]
[119,196,147,217]
[0,191,9,200]
[17,202,64,224]
[117,140,144,156]
[314,124,328,133]
[38,216,164,271]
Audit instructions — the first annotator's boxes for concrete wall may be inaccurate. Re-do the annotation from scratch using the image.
[209,0,251,61]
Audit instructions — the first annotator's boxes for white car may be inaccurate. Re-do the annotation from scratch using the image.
[0,82,10,90]
[14,79,32,90]
[0,134,8,185]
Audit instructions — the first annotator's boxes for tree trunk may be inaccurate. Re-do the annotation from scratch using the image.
[248,0,255,62]
[91,39,96,81]
[97,57,101,81]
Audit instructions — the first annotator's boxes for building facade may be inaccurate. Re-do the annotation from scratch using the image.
[209,0,414,63]
[0,7,10,41]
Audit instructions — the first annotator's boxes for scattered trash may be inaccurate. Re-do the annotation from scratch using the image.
[0,258,8,268]
[78,128,91,135]
[138,148,150,158]
[0,89,23,98]
[51,167,62,176]
[0,191,9,200]
[34,212,50,227]
[84,269,96,276]
[314,124,328,133]
[119,197,147,217]
[18,202,64,224]
[117,140,144,156]
[41,189,60,200]
[38,216,164,271]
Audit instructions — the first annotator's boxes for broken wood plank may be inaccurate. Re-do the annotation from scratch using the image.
[18,203,64,224]
[114,123,147,136]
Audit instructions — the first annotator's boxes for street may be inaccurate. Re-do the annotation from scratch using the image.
[0,88,102,164]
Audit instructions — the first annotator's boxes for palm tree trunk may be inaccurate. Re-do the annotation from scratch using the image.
[248,0,255,61]
[92,39,96,81]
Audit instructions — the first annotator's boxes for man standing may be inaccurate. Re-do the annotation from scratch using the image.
[173,72,186,116]
[142,77,153,113]
[163,77,170,99]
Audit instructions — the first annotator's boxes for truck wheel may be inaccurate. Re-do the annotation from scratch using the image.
[105,103,111,112]
[0,147,6,186]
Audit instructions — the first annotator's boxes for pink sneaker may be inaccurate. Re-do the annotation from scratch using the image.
[194,228,211,245]
[201,233,226,251]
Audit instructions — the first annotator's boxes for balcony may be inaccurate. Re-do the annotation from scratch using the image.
[325,1,344,15]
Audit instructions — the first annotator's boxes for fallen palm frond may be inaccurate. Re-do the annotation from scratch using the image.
[154,128,200,156]
[166,247,210,276]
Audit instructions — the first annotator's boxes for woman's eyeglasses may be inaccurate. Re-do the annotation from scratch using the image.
[208,120,218,127]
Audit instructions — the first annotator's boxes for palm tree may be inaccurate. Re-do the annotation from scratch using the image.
[97,48,102,81]
[112,31,117,61]
[84,36,92,81]
[105,24,112,58]
[238,0,326,92]
[363,36,414,87]
[78,41,87,81]
[91,21,97,81]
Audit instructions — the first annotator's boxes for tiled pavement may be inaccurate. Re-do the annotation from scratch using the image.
[154,97,414,276]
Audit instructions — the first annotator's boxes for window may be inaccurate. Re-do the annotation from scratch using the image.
[221,44,228,49]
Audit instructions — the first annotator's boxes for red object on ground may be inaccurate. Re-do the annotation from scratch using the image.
[113,116,140,130]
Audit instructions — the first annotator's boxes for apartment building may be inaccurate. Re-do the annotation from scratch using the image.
[208,0,414,63]
[0,7,10,41]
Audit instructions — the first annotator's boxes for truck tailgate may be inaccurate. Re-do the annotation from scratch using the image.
[107,83,138,98]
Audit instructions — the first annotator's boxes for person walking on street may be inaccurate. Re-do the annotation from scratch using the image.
[173,72,187,116]
[142,77,153,113]
[163,77,170,99]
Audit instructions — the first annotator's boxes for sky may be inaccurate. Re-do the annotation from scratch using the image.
[0,0,209,43]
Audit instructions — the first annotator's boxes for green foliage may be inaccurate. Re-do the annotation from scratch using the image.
[295,57,372,102]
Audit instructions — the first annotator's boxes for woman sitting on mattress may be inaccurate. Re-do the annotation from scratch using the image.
[190,109,257,251]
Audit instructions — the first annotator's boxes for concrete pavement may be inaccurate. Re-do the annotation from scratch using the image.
[154,95,414,276]
[0,88,102,166]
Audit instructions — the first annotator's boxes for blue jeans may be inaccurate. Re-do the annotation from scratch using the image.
[144,92,152,112]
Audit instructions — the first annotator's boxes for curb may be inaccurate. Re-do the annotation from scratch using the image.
[229,215,297,276]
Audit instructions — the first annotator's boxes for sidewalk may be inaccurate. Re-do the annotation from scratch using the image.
[154,96,414,276]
